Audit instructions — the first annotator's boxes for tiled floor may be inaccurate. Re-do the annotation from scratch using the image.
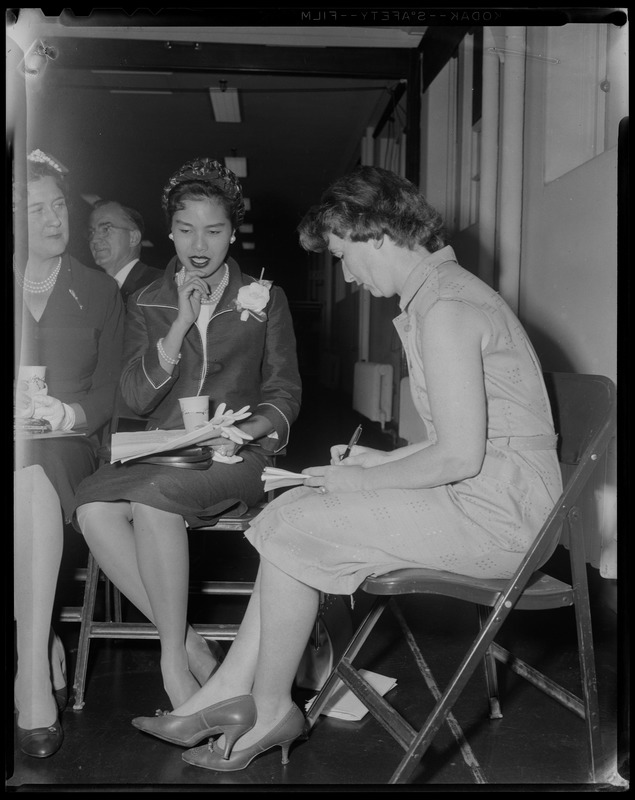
[6,379,627,790]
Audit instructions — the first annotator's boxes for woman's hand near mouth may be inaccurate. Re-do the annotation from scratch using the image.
[156,273,211,372]
[175,273,211,329]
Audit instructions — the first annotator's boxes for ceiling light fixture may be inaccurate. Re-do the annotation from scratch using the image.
[239,223,253,234]
[209,80,241,123]
[243,198,251,211]
[241,242,255,250]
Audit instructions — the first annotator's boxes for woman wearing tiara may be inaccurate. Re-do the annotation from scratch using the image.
[74,157,301,713]
[14,149,125,757]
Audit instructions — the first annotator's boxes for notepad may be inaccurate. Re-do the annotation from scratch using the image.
[304,670,397,721]
[110,404,252,464]
[261,466,310,492]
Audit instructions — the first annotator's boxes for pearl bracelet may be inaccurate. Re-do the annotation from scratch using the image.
[157,337,181,366]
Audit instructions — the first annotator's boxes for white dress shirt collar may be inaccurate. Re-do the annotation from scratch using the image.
[113,258,140,287]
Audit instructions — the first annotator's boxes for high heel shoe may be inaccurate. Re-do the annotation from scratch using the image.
[132,694,256,756]
[17,717,64,758]
[181,703,306,772]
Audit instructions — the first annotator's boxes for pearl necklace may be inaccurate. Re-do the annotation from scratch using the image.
[202,265,229,304]
[15,257,62,294]
[176,264,229,305]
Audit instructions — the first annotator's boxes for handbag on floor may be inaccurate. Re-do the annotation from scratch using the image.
[296,592,354,691]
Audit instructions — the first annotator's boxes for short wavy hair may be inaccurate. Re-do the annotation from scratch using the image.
[298,166,445,253]
[92,200,145,237]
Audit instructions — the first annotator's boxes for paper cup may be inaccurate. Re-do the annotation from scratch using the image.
[178,396,209,432]
[18,366,48,397]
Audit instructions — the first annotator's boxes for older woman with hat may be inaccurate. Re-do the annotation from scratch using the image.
[14,149,124,757]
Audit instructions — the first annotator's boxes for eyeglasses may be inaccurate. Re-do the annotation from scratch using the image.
[86,222,135,241]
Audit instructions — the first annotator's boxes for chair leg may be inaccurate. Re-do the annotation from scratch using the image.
[568,510,601,783]
[477,605,503,720]
[389,582,533,784]
[104,576,112,621]
[305,597,390,730]
[72,552,101,710]
[96,571,124,626]
[113,584,123,623]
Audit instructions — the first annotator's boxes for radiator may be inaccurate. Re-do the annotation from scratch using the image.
[352,362,393,429]
[398,377,426,444]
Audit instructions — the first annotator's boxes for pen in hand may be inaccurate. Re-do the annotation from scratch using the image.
[341,424,363,461]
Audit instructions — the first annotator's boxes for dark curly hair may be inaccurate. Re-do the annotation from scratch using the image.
[162,158,245,229]
[298,166,446,253]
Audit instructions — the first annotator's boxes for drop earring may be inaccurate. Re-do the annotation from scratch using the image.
[168,233,174,240]
[230,235,236,244]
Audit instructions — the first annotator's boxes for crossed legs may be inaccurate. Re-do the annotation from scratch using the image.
[77,500,321,745]
[76,501,218,708]
[170,557,320,750]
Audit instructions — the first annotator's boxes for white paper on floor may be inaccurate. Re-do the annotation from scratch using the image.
[304,670,397,721]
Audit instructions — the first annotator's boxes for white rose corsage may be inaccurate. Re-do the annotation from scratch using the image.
[233,272,272,322]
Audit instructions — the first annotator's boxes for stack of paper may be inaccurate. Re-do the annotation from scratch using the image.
[110,404,252,464]
[304,670,397,721]
[261,466,309,492]
[111,429,188,463]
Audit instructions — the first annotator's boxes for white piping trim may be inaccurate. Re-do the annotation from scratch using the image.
[259,402,291,452]
[136,299,179,310]
[141,354,172,390]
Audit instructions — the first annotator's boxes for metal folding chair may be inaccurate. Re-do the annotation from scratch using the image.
[305,372,617,784]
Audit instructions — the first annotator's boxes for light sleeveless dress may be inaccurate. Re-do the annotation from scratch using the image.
[244,247,563,594]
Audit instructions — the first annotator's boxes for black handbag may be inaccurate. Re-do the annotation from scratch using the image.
[136,445,213,469]
[97,444,213,469]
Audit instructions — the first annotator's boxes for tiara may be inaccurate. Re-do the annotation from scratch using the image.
[27,149,69,175]
[161,157,244,224]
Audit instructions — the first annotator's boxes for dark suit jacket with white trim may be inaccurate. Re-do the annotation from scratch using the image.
[120,256,302,453]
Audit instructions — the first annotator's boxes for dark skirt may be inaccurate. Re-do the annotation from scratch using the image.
[15,436,97,524]
[72,447,272,529]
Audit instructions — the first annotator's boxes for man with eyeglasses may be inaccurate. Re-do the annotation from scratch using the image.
[88,200,163,305]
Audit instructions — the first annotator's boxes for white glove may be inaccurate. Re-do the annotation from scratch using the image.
[15,390,35,419]
[209,403,253,445]
[212,452,243,464]
[31,395,76,431]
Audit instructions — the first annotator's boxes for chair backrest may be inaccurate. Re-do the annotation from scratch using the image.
[525,372,616,571]
[543,372,616,467]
